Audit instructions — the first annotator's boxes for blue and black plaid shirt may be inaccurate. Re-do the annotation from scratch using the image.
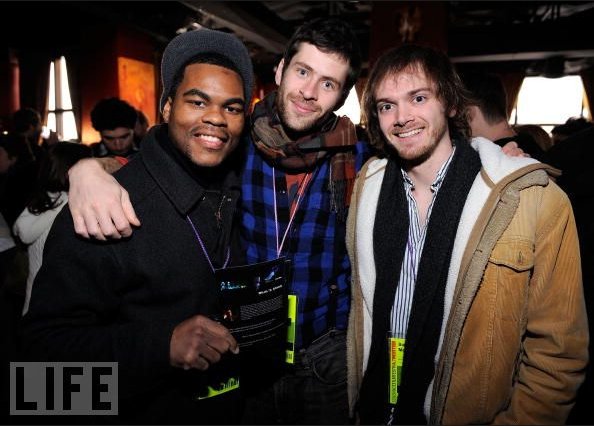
[240,138,369,349]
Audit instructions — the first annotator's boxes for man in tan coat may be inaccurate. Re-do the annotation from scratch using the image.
[346,44,588,424]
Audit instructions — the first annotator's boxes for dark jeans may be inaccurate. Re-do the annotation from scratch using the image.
[241,329,348,425]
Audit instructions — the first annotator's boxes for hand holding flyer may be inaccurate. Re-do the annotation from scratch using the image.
[214,257,292,359]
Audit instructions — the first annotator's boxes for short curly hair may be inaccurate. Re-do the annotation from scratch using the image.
[90,98,138,132]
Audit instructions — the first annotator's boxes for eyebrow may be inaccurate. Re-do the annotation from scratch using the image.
[293,61,343,88]
[376,87,433,104]
[182,88,245,106]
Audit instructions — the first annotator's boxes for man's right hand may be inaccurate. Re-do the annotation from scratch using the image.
[68,158,140,240]
[170,315,239,371]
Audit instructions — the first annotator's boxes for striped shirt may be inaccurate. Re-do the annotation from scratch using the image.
[390,147,457,337]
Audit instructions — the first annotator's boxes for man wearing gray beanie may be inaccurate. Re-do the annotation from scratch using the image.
[22,28,253,424]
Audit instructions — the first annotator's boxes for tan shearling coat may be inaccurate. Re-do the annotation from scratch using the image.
[346,138,588,424]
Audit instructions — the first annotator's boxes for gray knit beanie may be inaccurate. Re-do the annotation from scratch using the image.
[159,28,254,112]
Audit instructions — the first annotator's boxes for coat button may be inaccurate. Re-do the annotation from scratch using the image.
[518,252,524,264]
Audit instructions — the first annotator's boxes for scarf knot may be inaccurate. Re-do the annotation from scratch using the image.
[251,92,358,220]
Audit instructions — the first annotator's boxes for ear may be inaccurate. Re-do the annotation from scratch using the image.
[448,107,457,118]
[274,59,285,86]
[162,98,172,122]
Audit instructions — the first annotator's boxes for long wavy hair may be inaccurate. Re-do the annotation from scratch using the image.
[28,142,92,214]
[362,44,472,157]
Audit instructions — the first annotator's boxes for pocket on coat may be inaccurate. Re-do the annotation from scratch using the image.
[487,238,534,322]
[488,237,534,272]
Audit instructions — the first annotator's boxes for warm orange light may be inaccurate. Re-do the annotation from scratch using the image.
[118,57,156,126]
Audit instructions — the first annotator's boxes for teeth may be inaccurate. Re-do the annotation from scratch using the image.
[397,128,423,138]
[199,135,222,142]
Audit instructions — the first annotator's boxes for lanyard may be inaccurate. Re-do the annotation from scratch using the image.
[186,215,230,273]
[272,167,313,257]
[386,333,406,425]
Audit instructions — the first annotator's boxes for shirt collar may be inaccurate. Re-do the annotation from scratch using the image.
[400,145,457,193]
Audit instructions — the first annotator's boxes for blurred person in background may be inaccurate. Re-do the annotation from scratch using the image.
[13,142,92,314]
[12,107,45,162]
[462,71,549,162]
[514,124,553,152]
[90,97,139,160]
[551,116,593,146]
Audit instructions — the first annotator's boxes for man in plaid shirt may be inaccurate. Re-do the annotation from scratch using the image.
[65,17,365,424]
[233,18,367,424]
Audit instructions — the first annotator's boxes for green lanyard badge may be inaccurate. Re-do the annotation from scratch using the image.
[286,294,298,364]
[388,336,405,405]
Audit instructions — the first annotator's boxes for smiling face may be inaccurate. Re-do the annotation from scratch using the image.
[275,42,349,134]
[375,68,453,165]
[162,63,245,168]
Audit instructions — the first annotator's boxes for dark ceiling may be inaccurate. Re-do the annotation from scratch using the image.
[3,1,594,82]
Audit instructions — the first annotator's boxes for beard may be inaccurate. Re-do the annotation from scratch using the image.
[276,85,325,135]
[391,118,450,166]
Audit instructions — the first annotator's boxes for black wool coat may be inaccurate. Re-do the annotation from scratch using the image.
[20,124,245,424]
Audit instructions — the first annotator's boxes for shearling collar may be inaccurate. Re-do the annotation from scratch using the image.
[470,136,558,186]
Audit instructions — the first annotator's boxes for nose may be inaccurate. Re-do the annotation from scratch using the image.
[394,104,412,127]
[299,78,318,101]
[202,106,226,127]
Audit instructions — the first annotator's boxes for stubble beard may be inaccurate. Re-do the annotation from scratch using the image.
[276,87,323,134]
[393,119,449,167]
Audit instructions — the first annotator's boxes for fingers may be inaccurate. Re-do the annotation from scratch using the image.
[121,190,141,232]
[88,193,139,239]
[96,207,124,240]
[67,158,140,240]
[72,212,90,239]
[79,202,138,241]
[508,147,522,157]
[507,147,522,157]
[185,345,223,371]
[204,319,239,354]
[502,141,519,152]
[196,344,223,366]
[189,355,210,371]
[84,217,106,241]
[170,315,239,371]
[501,141,527,158]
